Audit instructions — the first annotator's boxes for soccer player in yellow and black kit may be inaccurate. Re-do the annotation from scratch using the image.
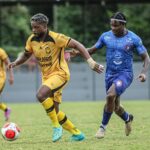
[9,13,104,142]
[0,48,14,121]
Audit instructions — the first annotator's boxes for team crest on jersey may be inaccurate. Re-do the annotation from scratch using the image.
[45,46,51,54]
[124,38,133,51]
[125,43,134,51]
[116,80,122,87]
[125,45,131,51]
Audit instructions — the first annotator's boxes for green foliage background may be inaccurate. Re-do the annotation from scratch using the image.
[0,4,30,58]
[0,3,150,61]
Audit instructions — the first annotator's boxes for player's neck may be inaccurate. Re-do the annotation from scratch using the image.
[116,28,128,37]
[38,30,48,41]
[39,33,47,41]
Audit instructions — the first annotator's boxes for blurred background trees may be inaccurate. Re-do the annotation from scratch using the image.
[0,2,149,61]
[0,4,30,58]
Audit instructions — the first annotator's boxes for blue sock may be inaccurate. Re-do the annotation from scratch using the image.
[120,112,129,122]
[101,110,112,127]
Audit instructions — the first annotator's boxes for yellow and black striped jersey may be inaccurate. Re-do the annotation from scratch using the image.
[25,31,70,79]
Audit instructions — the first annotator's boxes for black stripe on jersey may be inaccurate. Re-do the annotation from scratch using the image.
[58,48,62,66]
[46,105,55,113]
[31,36,41,42]
[66,38,71,47]
[31,35,55,43]
[25,49,32,54]
[31,31,55,43]
[52,81,67,93]
[59,115,67,125]
[0,59,2,68]
[44,33,55,43]
[58,48,67,74]
[0,82,5,93]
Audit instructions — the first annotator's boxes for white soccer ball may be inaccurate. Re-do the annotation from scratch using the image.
[1,122,21,141]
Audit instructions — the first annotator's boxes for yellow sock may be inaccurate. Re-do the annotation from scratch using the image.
[42,97,60,127]
[0,103,7,111]
[57,111,81,135]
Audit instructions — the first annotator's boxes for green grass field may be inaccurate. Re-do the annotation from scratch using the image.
[0,101,150,150]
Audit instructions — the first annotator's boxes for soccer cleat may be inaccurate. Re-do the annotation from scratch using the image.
[125,114,134,136]
[52,126,63,142]
[4,108,11,121]
[95,126,105,139]
[71,133,85,141]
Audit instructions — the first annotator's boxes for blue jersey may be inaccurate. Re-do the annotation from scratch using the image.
[95,30,147,74]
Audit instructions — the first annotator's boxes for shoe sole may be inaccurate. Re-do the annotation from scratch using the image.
[95,135,104,139]
[52,136,62,142]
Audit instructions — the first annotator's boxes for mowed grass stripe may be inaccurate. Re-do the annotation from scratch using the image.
[0,101,150,150]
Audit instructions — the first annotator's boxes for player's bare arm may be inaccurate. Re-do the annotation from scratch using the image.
[87,46,97,55]
[67,39,104,74]
[68,45,97,58]
[4,58,14,85]
[137,51,150,82]
[67,39,90,59]
[9,51,32,68]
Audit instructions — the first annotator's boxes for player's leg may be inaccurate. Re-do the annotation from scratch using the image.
[37,85,60,127]
[36,85,62,142]
[57,111,85,141]
[0,79,11,121]
[0,102,11,121]
[54,90,85,141]
[95,83,116,139]
[36,75,68,142]
[113,72,133,136]
[114,96,133,136]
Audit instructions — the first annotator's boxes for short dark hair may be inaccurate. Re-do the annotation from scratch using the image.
[30,13,49,25]
[111,12,127,24]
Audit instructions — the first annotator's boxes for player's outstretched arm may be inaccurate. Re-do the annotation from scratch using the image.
[137,51,150,82]
[9,51,32,69]
[4,57,14,85]
[67,45,97,58]
[67,39,104,74]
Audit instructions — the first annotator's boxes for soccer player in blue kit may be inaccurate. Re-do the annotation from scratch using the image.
[69,12,150,138]
[93,12,150,138]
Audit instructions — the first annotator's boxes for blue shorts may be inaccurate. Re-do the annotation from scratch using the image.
[105,72,133,96]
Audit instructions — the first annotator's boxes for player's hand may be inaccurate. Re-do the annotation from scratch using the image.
[137,73,146,82]
[92,63,104,74]
[8,62,17,69]
[64,52,71,62]
[87,57,104,74]
[67,49,79,58]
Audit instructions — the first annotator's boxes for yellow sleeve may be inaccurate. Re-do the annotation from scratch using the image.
[0,48,8,60]
[56,33,71,48]
[25,35,33,52]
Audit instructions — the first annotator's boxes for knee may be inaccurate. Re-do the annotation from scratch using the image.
[36,92,46,102]
[106,93,116,102]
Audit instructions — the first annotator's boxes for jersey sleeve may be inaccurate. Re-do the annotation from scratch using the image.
[56,33,71,48]
[0,48,8,60]
[134,35,147,55]
[25,35,33,53]
[94,33,105,49]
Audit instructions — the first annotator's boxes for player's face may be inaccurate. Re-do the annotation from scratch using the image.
[110,20,125,36]
[31,21,47,37]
